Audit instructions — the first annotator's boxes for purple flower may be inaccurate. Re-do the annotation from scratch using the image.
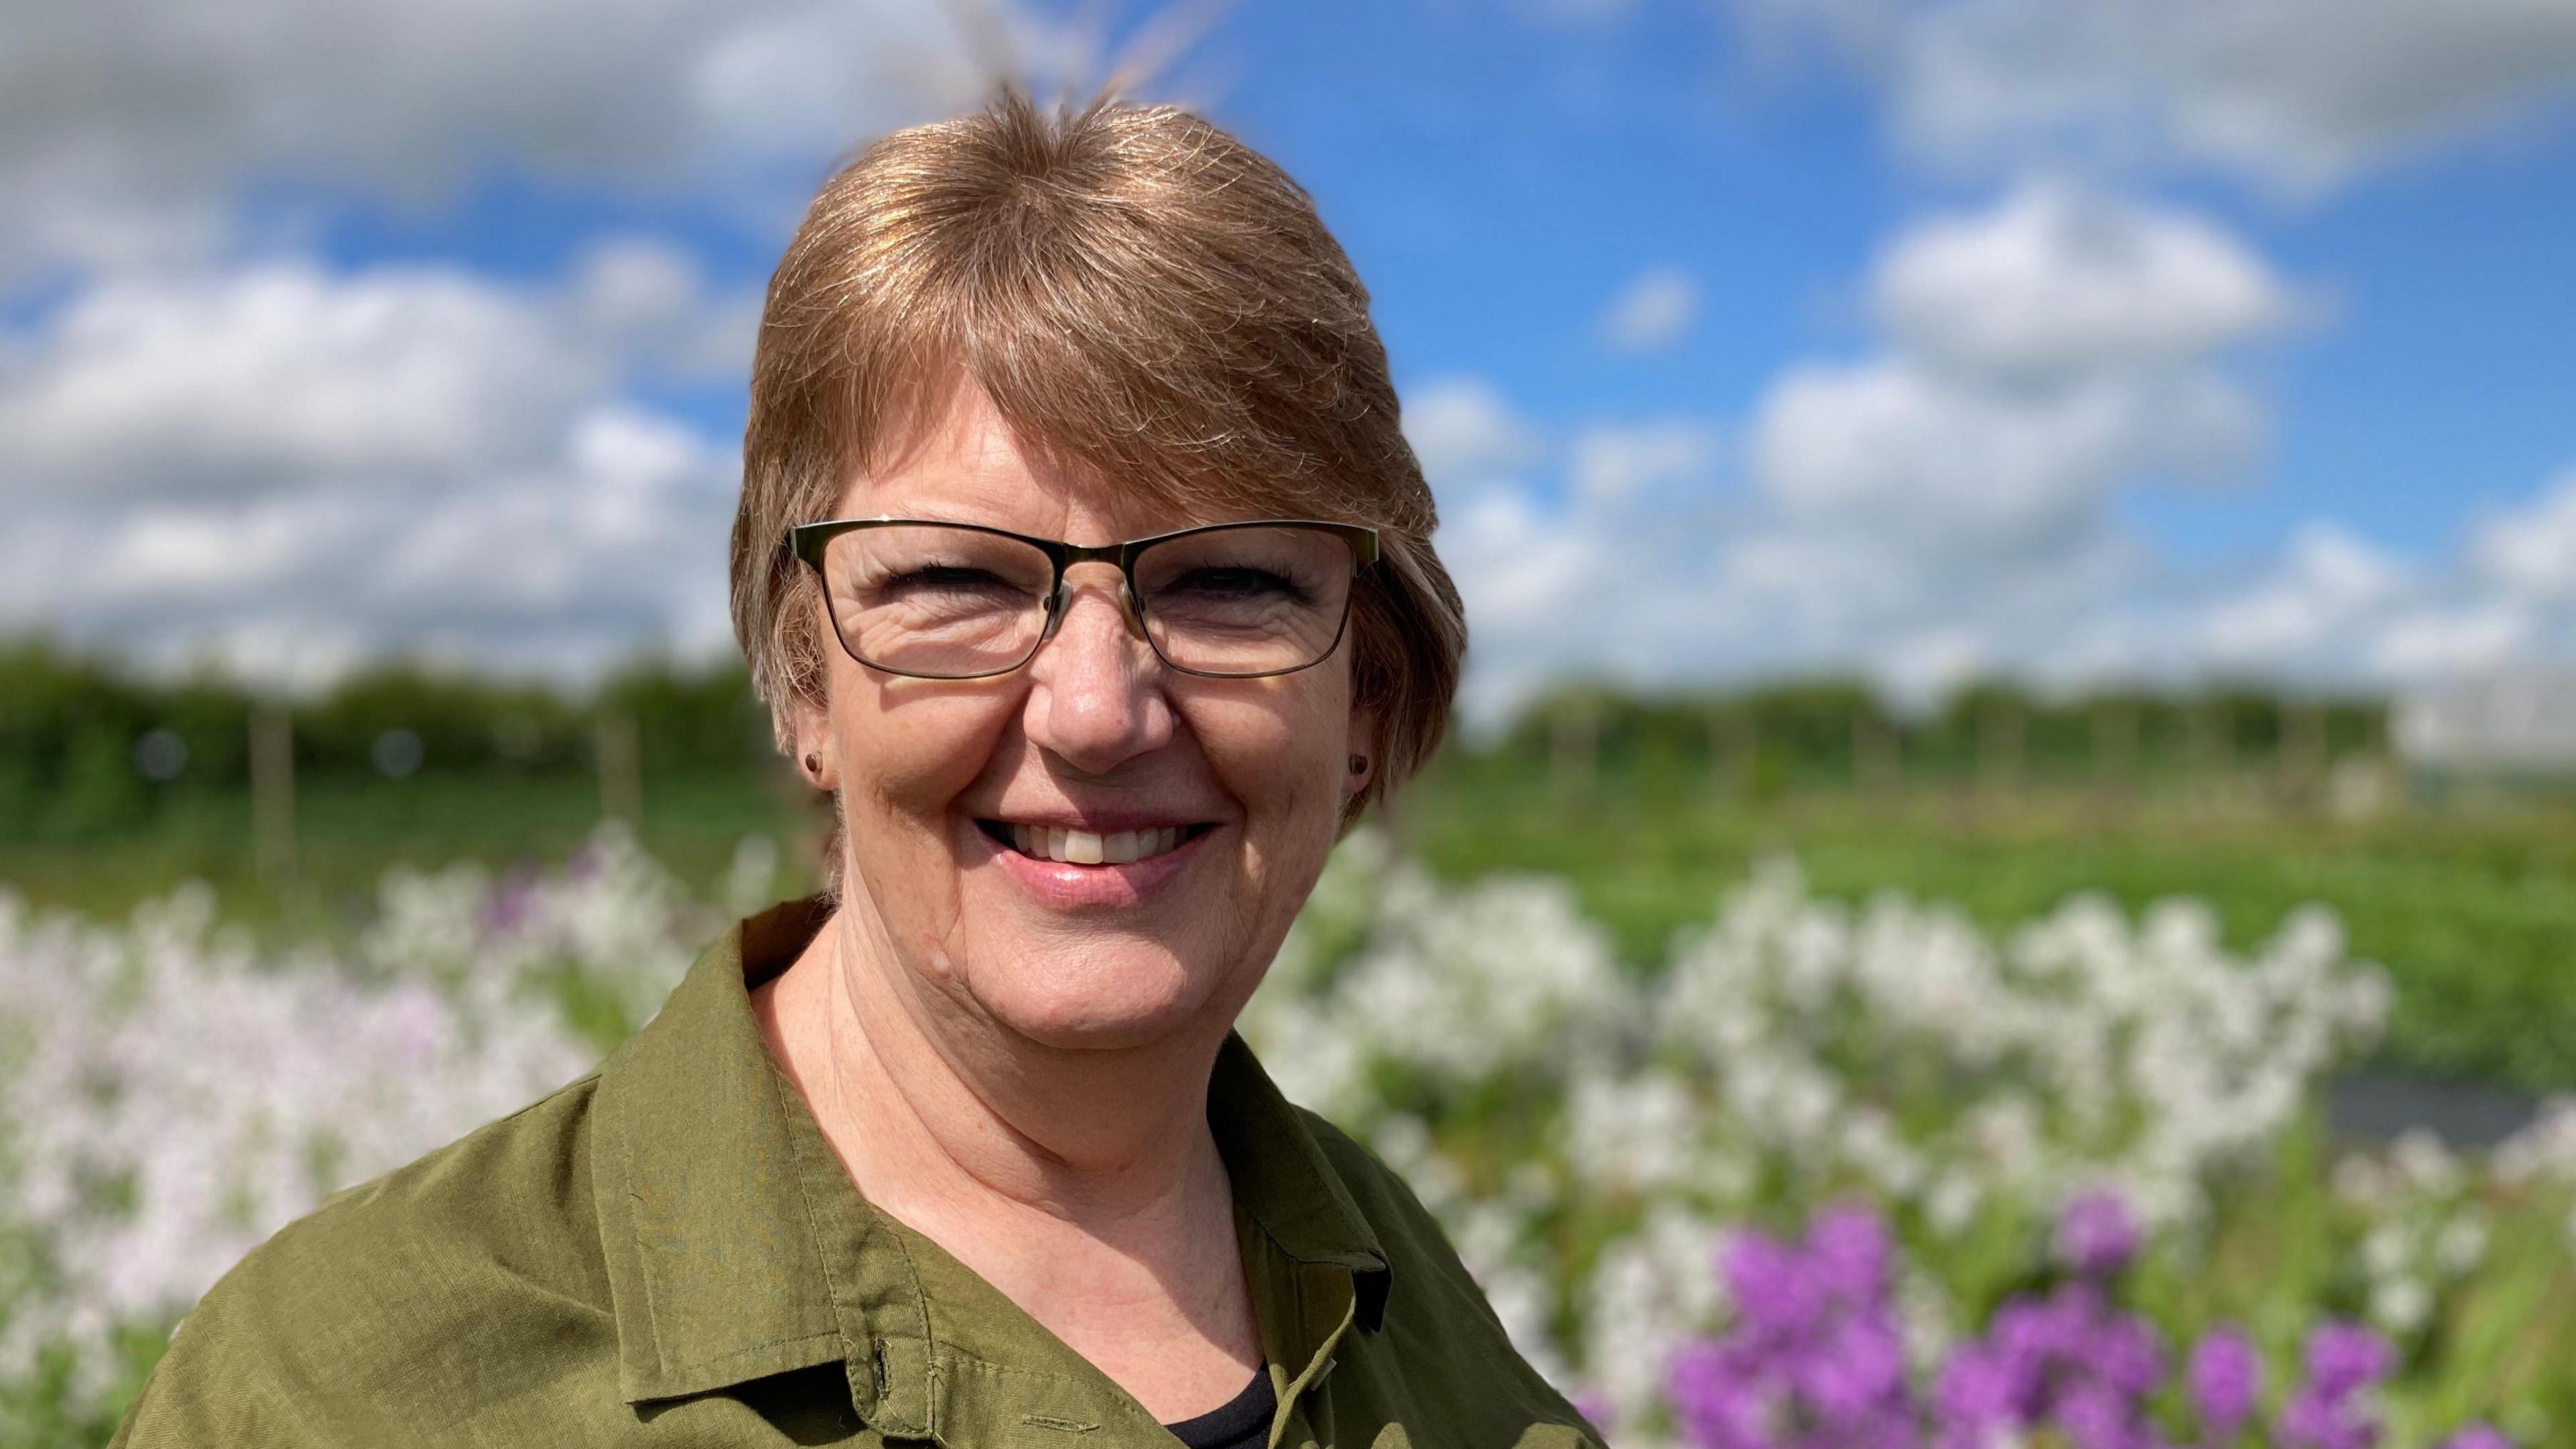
[479,865,540,938]
[1929,1276,2166,1449]
[1672,1207,1919,1449]
[2281,1389,2373,1449]
[1669,1341,1772,1449]
[1570,1387,1617,1438]
[2057,1189,2141,1277]
[1724,1230,1829,1340]
[2088,1311,2167,1397]
[1933,1342,2019,1434]
[2185,1327,2261,1444]
[1668,1206,2514,1449]
[2302,1322,2395,1400]
[2279,1322,2395,1449]
[1809,1203,1894,1305]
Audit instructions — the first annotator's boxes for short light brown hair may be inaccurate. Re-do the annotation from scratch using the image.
[729,92,1464,822]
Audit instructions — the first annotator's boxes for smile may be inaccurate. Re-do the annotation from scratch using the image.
[977,820,1214,865]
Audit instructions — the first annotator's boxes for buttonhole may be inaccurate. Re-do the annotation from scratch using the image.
[1021,1415,1099,1434]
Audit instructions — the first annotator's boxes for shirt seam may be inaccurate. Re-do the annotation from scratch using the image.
[653,1329,850,1379]
[762,1046,944,1422]
[931,1351,1168,1436]
[619,1085,674,1379]
[767,1050,860,1358]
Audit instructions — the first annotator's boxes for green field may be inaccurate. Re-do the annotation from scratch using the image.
[9,749,2576,1091]
[1411,755,2576,1089]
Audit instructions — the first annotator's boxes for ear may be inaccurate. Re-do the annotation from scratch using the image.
[789,686,839,791]
[1342,706,1381,798]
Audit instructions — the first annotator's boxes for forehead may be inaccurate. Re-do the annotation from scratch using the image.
[834,376,1271,545]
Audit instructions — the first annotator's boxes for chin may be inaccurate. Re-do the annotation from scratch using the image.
[969,943,1219,1053]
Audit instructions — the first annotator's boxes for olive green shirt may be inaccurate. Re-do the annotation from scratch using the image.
[109,897,1600,1448]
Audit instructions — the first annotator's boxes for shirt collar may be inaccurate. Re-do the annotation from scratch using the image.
[590,896,1391,1428]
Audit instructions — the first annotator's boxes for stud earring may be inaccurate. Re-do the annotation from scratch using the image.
[1348,754,1368,775]
[804,753,821,775]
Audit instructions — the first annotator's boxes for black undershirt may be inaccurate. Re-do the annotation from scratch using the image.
[1161,1366,1275,1449]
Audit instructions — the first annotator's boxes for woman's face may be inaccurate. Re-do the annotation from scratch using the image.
[793,381,1372,1053]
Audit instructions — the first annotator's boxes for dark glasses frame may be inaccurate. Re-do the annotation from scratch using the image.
[785,517,1382,680]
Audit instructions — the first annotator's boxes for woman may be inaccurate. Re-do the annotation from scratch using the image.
[111,94,1599,1449]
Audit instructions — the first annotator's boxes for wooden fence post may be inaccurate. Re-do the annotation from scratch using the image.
[1979,700,2025,800]
[1854,706,1900,798]
[2092,700,2137,804]
[1550,700,1599,800]
[596,712,643,826]
[2281,698,2327,810]
[1710,706,1756,800]
[249,704,296,888]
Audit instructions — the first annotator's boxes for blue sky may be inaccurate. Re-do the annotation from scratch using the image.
[5,0,2575,713]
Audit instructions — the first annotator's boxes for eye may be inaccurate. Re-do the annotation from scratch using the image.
[1161,566,1311,604]
[874,564,1030,598]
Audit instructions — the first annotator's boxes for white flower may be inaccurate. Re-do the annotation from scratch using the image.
[2370,1276,2432,1334]
[0,826,714,1407]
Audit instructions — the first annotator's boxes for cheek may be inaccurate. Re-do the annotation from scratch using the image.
[1194,678,1352,845]
[828,669,1013,837]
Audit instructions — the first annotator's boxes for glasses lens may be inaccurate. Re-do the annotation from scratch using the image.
[820,525,1053,678]
[1133,525,1357,676]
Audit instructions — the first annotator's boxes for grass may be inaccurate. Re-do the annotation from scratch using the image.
[0,769,825,947]
[1401,756,2576,1091]
[8,754,2576,1087]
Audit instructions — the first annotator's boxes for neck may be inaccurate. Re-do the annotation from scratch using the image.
[751,902,1264,1414]
[795,906,1233,1216]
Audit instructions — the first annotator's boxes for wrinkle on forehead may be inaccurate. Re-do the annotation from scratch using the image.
[841,371,1208,544]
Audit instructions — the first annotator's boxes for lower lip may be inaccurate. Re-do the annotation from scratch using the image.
[975,824,1214,908]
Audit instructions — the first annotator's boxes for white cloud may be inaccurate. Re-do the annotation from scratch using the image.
[2195,523,2412,668]
[0,0,1019,279]
[1405,375,1542,500]
[568,239,761,378]
[1873,178,2298,377]
[1597,266,1703,354]
[1421,180,2303,716]
[1425,368,2576,716]
[2164,476,2576,692]
[1413,382,1750,721]
[0,254,746,686]
[12,405,739,688]
[2472,466,2576,602]
[1750,182,2274,564]
[1751,357,2257,557]
[0,264,597,499]
[0,248,750,504]
[2369,603,2534,682]
[1741,0,2576,191]
[1416,180,2576,716]
[1569,421,1720,506]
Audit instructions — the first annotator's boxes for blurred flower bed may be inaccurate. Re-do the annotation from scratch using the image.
[5,829,2575,1446]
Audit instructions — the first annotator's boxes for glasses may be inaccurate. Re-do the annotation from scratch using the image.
[787,517,1380,680]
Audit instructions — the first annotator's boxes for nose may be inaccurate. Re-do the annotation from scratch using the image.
[1022,567,1175,775]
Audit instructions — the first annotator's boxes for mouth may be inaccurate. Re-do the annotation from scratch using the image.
[975,819,1218,866]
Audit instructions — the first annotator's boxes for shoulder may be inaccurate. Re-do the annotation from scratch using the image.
[1293,1110,1603,1448]
[113,1073,619,1446]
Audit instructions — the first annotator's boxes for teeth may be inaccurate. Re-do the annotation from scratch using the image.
[1003,822,1192,863]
